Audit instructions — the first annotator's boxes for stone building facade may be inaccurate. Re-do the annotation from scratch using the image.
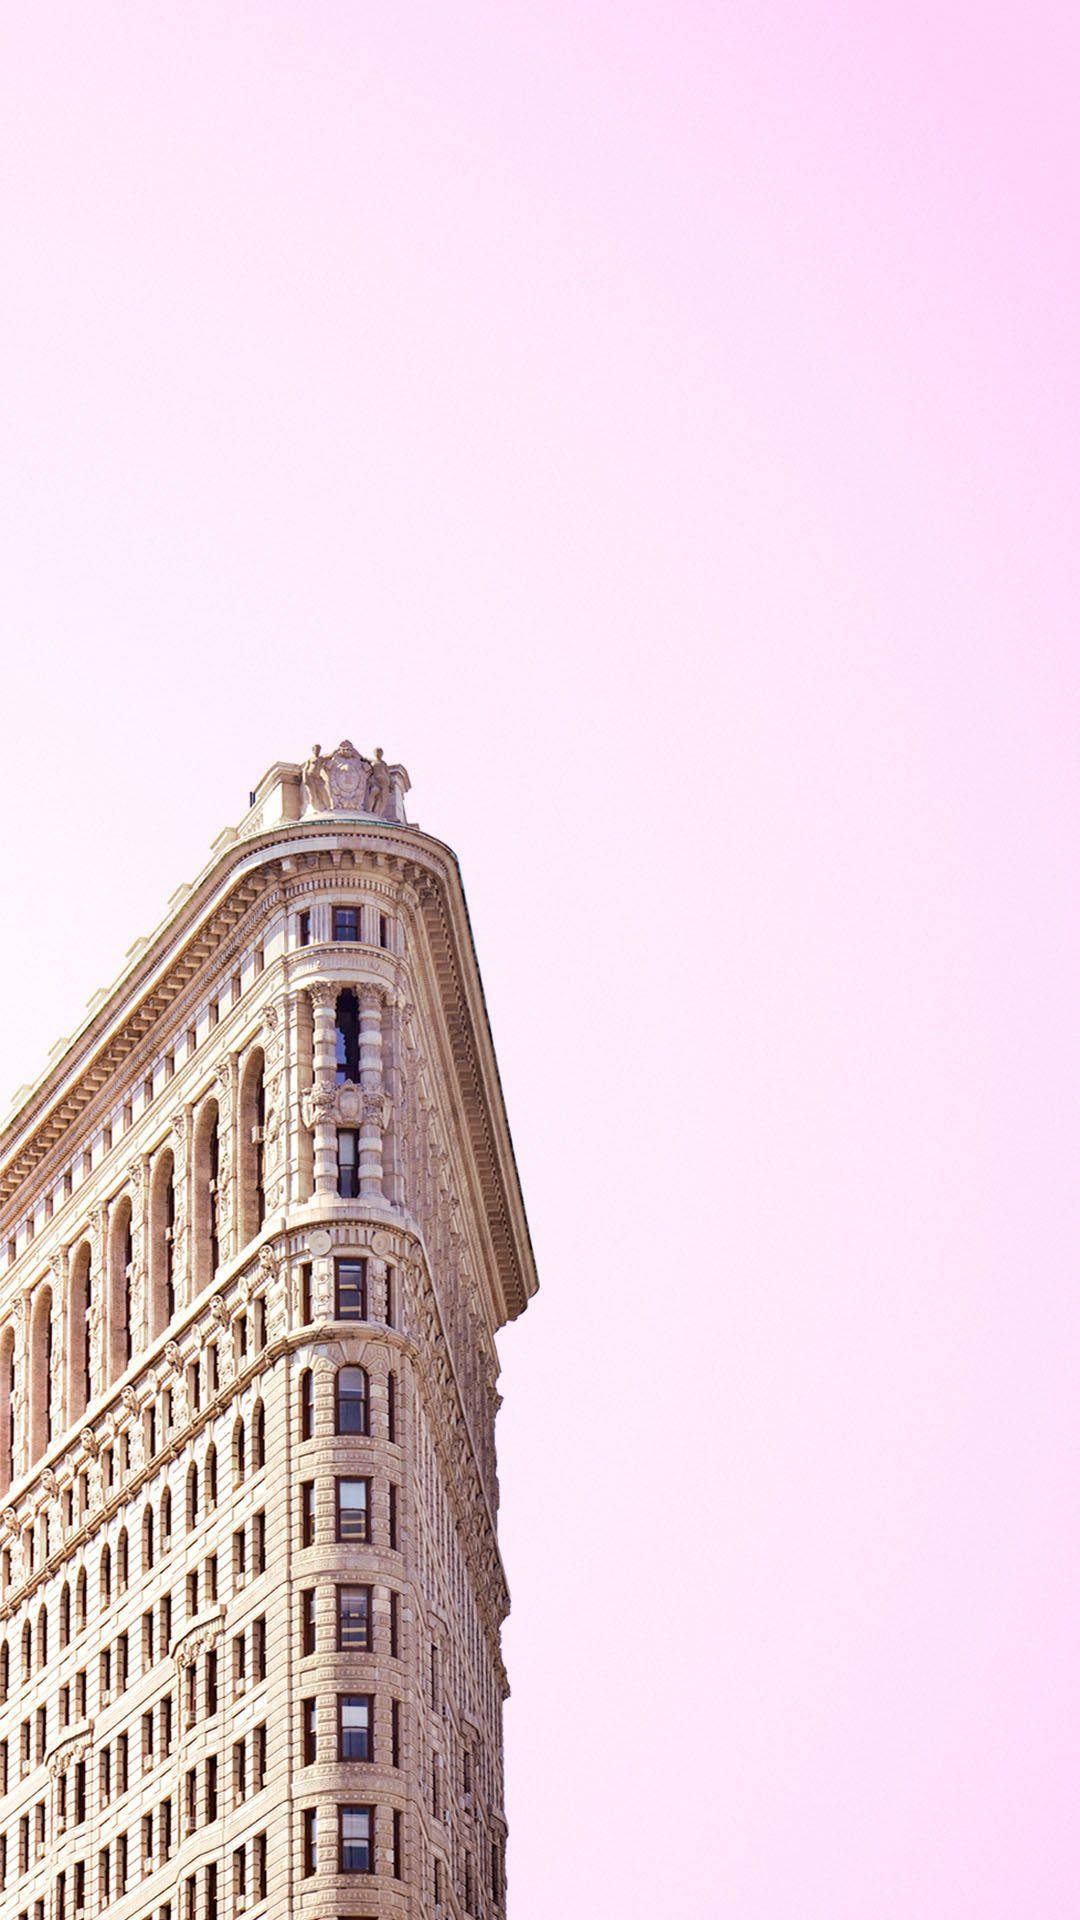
[0,745,537,1920]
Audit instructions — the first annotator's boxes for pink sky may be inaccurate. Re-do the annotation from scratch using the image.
[2,5,1080,1914]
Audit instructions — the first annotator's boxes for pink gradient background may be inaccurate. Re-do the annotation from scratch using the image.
[2,6,1079,1914]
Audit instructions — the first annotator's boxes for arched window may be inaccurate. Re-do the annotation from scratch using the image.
[0,1639,8,1702]
[149,1149,176,1339]
[161,1488,172,1548]
[68,1241,93,1419]
[299,1368,313,1441]
[193,1100,221,1288]
[21,1621,31,1682]
[239,1048,267,1245]
[335,990,360,1084]
[206,1443,218,1509]
[76,1567,87,1629]
[0,1323,15,1492]
[336,1366,369,1436]
[142,1508,154,1571]
[100,1543,112,1609]
[117,1529,129,1593]
[36,1604,47,1670]
[29,1284,53,1462]
[252,1400,265,1470]
[186,1463,198,1532]
[233,1417,245,1483]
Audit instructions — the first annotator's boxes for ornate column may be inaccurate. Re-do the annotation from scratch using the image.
[289,987,312,1202]
[11,1293,28,1479]
[306,981,339,1196]
[128,1156,149,1353]
[48,1257,66,1437]
[172,1108,192,1309]
[261,999,286,1216]
[359,983,388,1198]
[87,1207,105,1401]
[214,1060,236,1265]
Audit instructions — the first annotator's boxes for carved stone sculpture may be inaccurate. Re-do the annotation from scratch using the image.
[300,739,410,822]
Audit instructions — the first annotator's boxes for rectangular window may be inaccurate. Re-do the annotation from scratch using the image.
[301,1698,317,1767]
[387,1371,396,1443]
[184,1769,196,1835]
[253,1512,266,1575]
[336,1478,370,1543]
[117,1732,128,1794]
[297,910,311,948]
[300,1589,316,1656]
[254,1724,267,1792]
[233,1738,246,1803]
[391,1698,401,1769]
[207,1553,218,1603]
[254,1832,267,1902]
[338,1694,372,1761]
[336,1130,360,1198]
[301,1809,316,1878]
[159,1797,172,1862]
[339,1806,374,1874]
[393,1809,403,1881]
[334,1258,366,1321]
[389,1483,398,1550]
[253,1616,267,1682]
[337,1586,372,1652]
[379,913,390,950]
[205,1649,218,1718]
[300,1482,315,1548]
[205,1861,217,1920]
[390,1589,400,1660]
[232,1846,245,1906]
[205,1755,217,1822]
[332,906,359,942]
[233,1527,246,1584]
[233,1632,246,1692]
[300,1264,312,1322]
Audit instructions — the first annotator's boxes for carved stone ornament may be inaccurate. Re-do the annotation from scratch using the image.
[210,1295,230,1328]
[80,1427,99,1459]
[0,1506,19,1538]
[121,1385,139,1418]
[301,740,410,823]
[173,1619,222,1672]
[165,1341,184,1375]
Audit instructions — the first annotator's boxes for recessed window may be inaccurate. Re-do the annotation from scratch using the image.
[301,1698,317,1767]
[335,1259,367,1321]
[338,1694,372,1762]
[332,906,359,942]
[338,1805,374,1874]
[297,910,311,948]
[300,1590,316,1657]
[336,1130,360,1199]
[337,1586,372,1652]
[299,1368,314,1441]
[336,1366,368,1436]
[336,1479,370,1543]
[300,1483,315,1548]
